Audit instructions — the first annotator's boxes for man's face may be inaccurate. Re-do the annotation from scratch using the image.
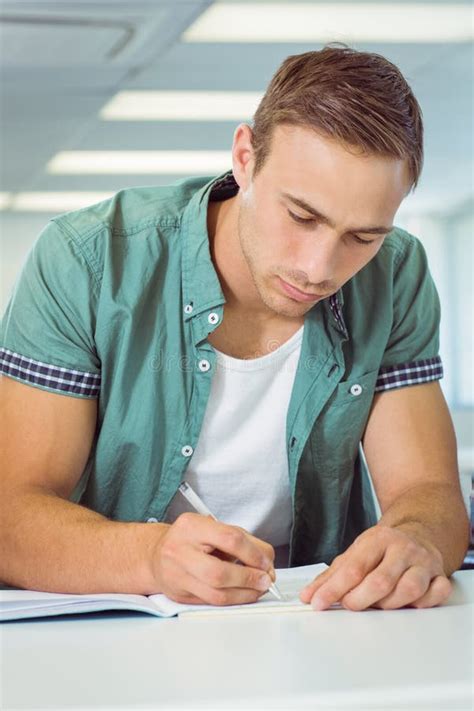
[234,123,411,319]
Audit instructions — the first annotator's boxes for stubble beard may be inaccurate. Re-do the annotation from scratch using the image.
[237,204,312,320]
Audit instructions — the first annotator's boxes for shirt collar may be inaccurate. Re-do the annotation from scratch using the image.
[180,170,232,320]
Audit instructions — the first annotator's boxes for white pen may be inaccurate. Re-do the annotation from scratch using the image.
[178,481,283,601]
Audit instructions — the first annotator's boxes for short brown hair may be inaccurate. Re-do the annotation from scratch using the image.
[251,43,423,190]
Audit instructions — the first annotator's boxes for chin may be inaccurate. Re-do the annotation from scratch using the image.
[280,302,313,318]
[260,289,312,319]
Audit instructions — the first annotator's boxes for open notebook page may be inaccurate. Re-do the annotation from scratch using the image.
[159,562,332,617]
[0,563,330,620]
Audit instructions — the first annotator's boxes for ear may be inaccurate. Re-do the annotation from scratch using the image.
[231,123,255,193]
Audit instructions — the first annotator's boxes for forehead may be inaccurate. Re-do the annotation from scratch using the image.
[263,124,411,212]
[268,123,404,172]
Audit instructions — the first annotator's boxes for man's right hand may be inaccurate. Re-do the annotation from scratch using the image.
[151,512,276,606]
[0,376,275,599]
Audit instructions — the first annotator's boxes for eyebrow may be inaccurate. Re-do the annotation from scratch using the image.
[281,192,393,235]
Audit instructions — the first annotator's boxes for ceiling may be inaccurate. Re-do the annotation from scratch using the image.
[0,0,472,218]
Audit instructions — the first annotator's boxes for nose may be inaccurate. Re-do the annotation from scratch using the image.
[299,227,339,287]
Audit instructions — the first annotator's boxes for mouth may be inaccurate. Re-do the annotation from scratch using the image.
[277,277,327,303]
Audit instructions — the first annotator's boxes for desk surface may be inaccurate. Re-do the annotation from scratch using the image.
[1,571,473,711]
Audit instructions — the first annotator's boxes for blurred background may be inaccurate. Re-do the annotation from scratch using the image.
[0,1,472,521]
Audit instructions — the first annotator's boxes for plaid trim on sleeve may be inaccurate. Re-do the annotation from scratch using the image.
[375,356,443,392]
[0,348,100,397]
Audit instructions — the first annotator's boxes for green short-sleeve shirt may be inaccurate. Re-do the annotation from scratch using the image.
[0,171,443,566]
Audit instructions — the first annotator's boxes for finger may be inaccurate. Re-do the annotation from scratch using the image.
[189,577,264,607]
[210,542,277,583]
[176,567,264,606]
[338,549,412,611]
[408,575,452,609]
[176,514,273,572]
[164,575,263,607]
[208,522,273,571]
[237,528,276,571]
[210,550,277,583]
[370,566,432,610]
[185,549,273,593]
[210,549,236,562]
[304,542,386,610]
[299,556,345,603]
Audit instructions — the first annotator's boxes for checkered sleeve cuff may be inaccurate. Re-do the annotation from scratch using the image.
[0,348,101,398]
[375,356,443,392]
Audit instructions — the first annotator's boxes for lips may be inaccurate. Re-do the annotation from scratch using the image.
[278,277,325,303]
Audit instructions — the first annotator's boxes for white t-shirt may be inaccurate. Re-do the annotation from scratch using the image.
[164,325,304,567]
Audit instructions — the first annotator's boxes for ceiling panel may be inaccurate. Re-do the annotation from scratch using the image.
[0,1,472,218]
[0,18,131,66]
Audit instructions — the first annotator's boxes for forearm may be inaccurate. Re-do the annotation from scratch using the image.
[377,482,470,576]
[0,484,167,594]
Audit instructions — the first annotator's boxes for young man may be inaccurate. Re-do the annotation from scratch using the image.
[0,45,469,611]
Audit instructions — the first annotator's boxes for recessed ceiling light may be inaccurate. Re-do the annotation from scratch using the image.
[46,151,232,174]
[100,91,263,121]
[182,3,473,43]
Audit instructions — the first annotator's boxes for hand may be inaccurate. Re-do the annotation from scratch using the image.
[152,512,276,605]
[299,524,452,611]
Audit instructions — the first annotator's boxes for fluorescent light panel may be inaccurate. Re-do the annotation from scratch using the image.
[0,193,13,210]
[1,192,115,212]
[46,151,232,175]
[182,3,473,43]
[100,91,263,121]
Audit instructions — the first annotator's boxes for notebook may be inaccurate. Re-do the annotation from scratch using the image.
[0,563,330,622]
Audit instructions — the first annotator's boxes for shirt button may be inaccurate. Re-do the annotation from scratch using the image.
[208,312,219,325]
[198,359,211,372]
[146,517,158,523]
[184,304,193,315]
[350,384,363,396]
[181,445,194,457]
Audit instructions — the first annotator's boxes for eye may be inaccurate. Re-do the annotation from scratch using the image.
[352,235,377,246]
[288,209,314,225]
[288,208,380,244]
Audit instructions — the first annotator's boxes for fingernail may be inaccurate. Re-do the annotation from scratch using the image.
[311,596,327,611]
[257,574,271,591]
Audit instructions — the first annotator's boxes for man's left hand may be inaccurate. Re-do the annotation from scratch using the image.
[299,524,452,611]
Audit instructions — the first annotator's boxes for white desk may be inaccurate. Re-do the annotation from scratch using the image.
[1,571,473,710]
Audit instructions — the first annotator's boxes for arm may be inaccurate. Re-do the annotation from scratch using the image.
[0,375,163,594]
[0,376,274,601]
[300,382,469,611]
[364,381,469,574]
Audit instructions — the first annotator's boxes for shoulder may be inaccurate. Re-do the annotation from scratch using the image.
[46,175,209,265]
[32,175,212,289]
[348,227,430,301]
[340,224,437,346]
[373,226,427,271]
[55,175,209,235]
